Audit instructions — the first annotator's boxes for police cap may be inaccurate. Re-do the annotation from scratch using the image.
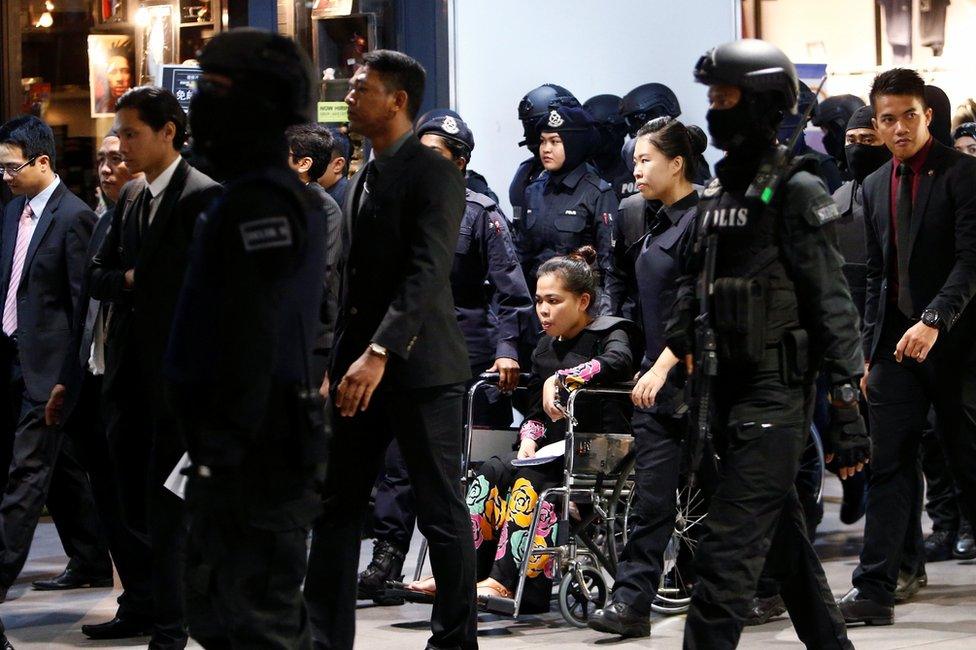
[417,113,475,152]
[535,105,594,133]
[415,107,461,129]
[953,121,976,142]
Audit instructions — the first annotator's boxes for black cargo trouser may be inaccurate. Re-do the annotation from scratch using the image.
[683,358,852,650]
[184,470,320,650]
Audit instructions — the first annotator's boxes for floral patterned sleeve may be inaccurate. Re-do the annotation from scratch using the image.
[557,329,634,391]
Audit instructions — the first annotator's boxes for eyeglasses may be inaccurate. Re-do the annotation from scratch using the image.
[0,155,38,177]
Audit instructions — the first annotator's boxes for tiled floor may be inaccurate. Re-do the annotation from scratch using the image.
[4,481,975,648]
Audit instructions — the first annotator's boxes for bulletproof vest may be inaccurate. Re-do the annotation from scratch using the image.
[168,168,326,465]
[697,162,806,359]
[532,316,641,433]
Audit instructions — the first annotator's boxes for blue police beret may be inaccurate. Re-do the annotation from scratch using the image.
[416,113,475,152]
[535,105,594,133]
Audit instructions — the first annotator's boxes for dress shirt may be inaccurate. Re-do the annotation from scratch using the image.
[145,156,181,226]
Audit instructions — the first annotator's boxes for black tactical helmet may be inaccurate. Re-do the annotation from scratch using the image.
[812,94,866,129]
[415,107,461,129]
[619,83,681,136]
[694,39,799,114]
[583,94,625,128]
[517,84,580,122]
[796,81,817,120]
[197,28,316,126]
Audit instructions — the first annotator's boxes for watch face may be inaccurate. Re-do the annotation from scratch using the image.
[922,310,939,327]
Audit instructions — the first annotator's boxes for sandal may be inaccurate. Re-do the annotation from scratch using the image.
[476,578,513,599]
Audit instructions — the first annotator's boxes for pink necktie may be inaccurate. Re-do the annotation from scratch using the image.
[2,203,34,337]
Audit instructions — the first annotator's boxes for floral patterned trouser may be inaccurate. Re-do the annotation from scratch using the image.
[465,452,562,613]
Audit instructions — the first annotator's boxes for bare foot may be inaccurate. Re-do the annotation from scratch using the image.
[476,577,513,599]
[407,576,436,595]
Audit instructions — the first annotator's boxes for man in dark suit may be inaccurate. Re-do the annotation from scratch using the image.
[839,68,976,625]
[0,115,96,600]
[44,131,155,639]
[89,87,221,650]
[304,50,476,650]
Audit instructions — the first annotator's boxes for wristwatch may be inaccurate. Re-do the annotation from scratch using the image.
[367,342,388,359]
[921,308,942,330]
[831,384,859,408]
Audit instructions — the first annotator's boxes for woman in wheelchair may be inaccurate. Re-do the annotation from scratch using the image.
[406,246,639,613]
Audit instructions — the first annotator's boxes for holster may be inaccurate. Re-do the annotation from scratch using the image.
[713,277,767,365]
[778,328,810,386]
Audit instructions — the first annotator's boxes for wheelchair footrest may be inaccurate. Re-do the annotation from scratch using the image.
[384,581,435,605]
[477,594,516,616]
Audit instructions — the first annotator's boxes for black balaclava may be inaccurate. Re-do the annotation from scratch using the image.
[535,106,596,182]
[925,85,952,147]
[844,105,891,184]
[191,30,314,181]
[709,91,782,191]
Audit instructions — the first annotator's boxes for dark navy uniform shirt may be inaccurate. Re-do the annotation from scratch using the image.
[452,190,533,367]
[518,163,618,293]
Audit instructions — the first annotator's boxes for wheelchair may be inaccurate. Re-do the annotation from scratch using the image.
[407,374,825,627]
[407,374,701,627]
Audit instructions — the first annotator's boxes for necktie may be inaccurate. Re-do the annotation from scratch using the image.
[895,163,914,318]
[139,188,155,234]
[2,203,34,337]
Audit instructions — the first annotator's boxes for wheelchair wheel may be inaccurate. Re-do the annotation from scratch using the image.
[651,481,707,615]
[798,424,826,505]
[557,566,608,628]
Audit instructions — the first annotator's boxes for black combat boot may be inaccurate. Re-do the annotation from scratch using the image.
[357,540,406,605]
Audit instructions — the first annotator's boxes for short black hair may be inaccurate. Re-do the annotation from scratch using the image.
[362,50,426,120]
[870,68,928,111]
[0,115,57,167]
[115,86,187,150]
[328,128,351,174]
[427,133,471,166]
[285,123,334,180]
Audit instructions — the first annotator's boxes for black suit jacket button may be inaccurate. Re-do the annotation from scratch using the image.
[350,307,358,315]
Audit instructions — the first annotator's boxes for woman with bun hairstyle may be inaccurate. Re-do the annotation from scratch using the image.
[406,246,639,613]
[590,117,704,638]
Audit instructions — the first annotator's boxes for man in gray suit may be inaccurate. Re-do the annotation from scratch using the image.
[0,115,96,601]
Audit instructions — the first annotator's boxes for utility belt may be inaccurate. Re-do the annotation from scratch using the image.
[719,324,810,387]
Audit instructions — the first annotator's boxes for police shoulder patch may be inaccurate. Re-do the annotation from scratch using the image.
[702,178,722,198]
[813,200,841,225]
[239,215,293,252]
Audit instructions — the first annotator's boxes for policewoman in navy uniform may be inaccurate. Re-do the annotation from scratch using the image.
[164,29,328,648]
[357,113,534,601]
[518,104,617,339]
[665,40,867,649]
[509,84,580,225]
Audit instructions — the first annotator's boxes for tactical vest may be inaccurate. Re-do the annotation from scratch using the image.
[695,156,815,366]
[531,315,642,436]
[168,168,327,468]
